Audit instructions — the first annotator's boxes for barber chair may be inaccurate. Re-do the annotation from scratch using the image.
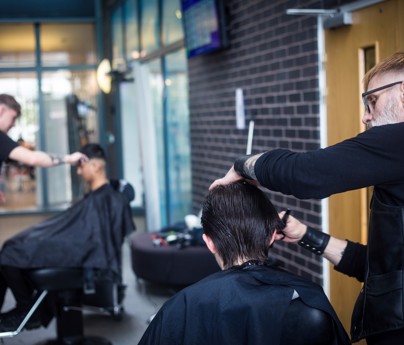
[0,268,112,344]
[280,298,336,345]
[0,179,135,342]
[28,268,112,345]
[80,271,125,321]
[109,179,135,204]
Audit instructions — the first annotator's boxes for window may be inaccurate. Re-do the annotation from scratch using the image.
[125,0,140,60]
[41,24,97,67]
[41,69,98,204]
[0,72,39,209]
[140,0,159,55]
[0,23,98,211]
[0,24,36,68]
[108,0,188,227]
[164,49,191,222]
[111,5,125,71]
[162,0,184,45]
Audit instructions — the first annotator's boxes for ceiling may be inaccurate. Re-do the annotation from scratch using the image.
[0,0,98,55]
[0,0,96,19]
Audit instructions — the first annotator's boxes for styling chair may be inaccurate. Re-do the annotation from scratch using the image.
[0,179,135,343]
[29,267,112,345]
[0,268,112,344]
[280,298,336,345]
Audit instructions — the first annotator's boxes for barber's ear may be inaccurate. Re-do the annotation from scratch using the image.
[400,82,404,101]
[202,234,217,254]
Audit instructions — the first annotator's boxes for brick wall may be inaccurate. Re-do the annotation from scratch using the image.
[188,0,342,285]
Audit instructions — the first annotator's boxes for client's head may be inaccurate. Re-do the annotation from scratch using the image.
[79,143,107,162]
[201,181,284,269]
[77,143,107,188]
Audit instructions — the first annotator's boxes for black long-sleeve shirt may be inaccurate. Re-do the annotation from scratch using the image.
[255,123,404,206]
[334,240,367,282]
[254,123,404,280]
[0,131,18,170]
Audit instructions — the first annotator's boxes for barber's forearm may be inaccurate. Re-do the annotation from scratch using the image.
[233,153,265,180]
[322,237,348,266]
[297,226,347,266]
[27,151,66,167]
[9,146,67,167]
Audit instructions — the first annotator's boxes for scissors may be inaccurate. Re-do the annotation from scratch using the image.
[277,209,291,236]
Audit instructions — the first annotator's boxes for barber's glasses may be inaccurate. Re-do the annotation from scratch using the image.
[362,81,403,113]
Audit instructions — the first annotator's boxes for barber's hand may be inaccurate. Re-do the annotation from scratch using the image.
[209,166,243,190]
[210,165,260,190]
[275,212,307,244]
[65,152,88,166]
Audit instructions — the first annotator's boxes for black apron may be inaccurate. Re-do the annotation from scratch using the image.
[351,192,404,342]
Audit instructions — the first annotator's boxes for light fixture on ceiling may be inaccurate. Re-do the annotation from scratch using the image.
[286,9,338,16]
[96,58,112,94]
[97,58,134,94]
[286,8,352,29]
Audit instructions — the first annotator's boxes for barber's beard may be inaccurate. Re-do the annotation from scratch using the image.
[370,98,402,127]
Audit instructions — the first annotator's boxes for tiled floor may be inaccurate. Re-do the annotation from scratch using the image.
[0,216,175,345]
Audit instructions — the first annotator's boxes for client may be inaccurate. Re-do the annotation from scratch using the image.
[138,182,349,345]
[0,143,135,331]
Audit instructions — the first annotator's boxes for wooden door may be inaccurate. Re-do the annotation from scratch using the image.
[324,0,404,337]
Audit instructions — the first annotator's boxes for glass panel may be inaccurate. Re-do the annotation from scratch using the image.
[164,49,191,223]
[42,69,98,205]
[111,5,126,71]
[0,72,39,210]
[146,59,166,225]
[120,76,144,208]
[364,47,376,73]
[41,23,97,67]
[162,0,184,45]
[0,24,36,68]
[125,0,140,60]
[140,0,159,55]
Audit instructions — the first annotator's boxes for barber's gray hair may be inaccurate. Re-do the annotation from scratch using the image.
[364,51,404,89]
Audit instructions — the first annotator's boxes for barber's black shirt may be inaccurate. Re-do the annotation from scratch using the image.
[255,123,404,285]
[255,123,404,206]
[0,131,18,170]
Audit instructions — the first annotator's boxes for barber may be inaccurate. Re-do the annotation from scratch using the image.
[0,94,87,203]
[210,51,404,345]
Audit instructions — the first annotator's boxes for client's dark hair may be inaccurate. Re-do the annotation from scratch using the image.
[0,94,21,116]
[201,182,285,268]
[79,143,107,161]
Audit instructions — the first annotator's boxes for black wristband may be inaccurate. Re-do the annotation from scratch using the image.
[234,155,253,180]
[298,227,330,255]
[49,154,65,166]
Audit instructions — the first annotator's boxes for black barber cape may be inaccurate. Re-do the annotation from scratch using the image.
[138,263,350,345]
[0,184,135,280]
